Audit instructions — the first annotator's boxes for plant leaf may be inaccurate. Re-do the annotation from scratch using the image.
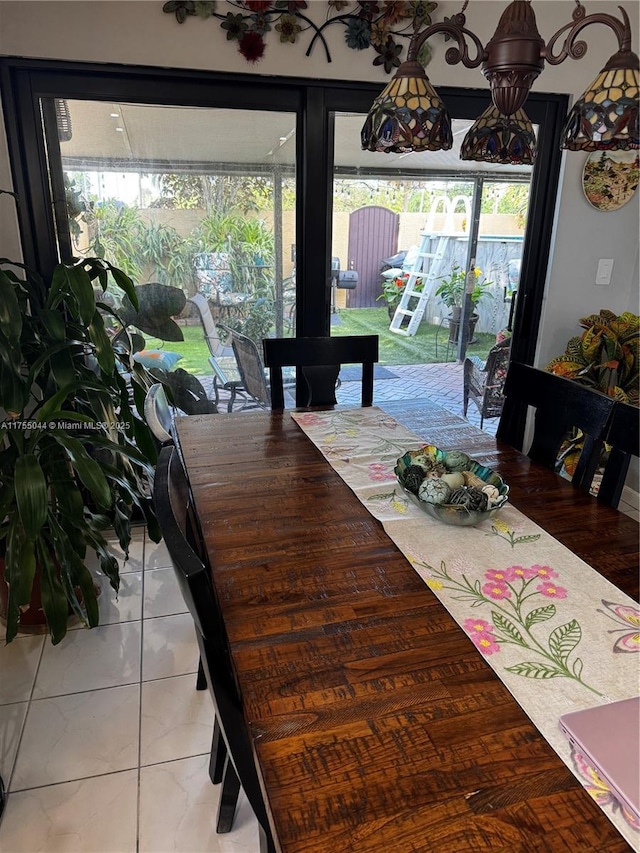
[36,537,69,645]
[549,619,581,665]
[88,308,115,375]
[14,454,48,540]
[524,604,556,629]
[50,433,112,508]
[505,661,563,679]
[0,269,22,343]
[492,611,525,644]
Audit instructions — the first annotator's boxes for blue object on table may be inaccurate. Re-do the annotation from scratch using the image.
[133,350,183,371]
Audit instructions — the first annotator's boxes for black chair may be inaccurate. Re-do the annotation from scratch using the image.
[598,401,640,508]
[263,335,379,410]
[153,446,276,852]
[497,362,616,491]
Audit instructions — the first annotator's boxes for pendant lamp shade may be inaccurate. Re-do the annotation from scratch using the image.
[361,60,453,154]
[561,53,639,151]
[461,105,537,164]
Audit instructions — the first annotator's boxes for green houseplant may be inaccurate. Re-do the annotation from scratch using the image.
[435,264,493,344]
[0,253,161,644]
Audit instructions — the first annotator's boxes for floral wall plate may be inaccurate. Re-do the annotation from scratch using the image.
[582,150,639,211]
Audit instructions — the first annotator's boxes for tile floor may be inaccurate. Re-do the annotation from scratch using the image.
[0,528,261,853]
[0,375,636,852]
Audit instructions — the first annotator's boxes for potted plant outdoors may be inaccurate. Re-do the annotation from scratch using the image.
[435,264,493,344]
[0,253,161,645]
[377,272,425,319]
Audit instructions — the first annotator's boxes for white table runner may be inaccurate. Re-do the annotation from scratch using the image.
[292,407,640,848]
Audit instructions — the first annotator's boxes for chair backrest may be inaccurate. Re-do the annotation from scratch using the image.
[497,362,615,490]
[150,368,218,416]
[598,401,640,508]
[263,335,379,410]
[152,446,274,847]
[484,337,511,381]
[188,293,231,386]
[144,383,174,445]
[229,329,271,408]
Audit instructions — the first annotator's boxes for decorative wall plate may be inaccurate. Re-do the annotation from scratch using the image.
[582,150,639,211]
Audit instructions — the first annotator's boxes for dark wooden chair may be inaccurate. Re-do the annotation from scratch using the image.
[263,335,379,410]
[497,362,616,491]
[598,401,640,508]
[463,336,511,429]
[152,446,276,853]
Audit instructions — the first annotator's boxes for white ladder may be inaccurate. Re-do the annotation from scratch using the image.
[389,233,450,336]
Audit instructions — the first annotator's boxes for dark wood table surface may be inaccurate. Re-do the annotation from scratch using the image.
[176,402,639,853]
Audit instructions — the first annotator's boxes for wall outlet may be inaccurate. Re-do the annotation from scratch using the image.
[595,258,614,286]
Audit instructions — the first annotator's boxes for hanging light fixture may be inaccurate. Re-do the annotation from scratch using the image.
[361,0,639,164]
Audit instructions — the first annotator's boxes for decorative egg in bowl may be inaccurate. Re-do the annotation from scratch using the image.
[395,445,509,527]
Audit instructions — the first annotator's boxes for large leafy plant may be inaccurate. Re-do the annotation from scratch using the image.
[0,254,161,644]
[546,310,639,405]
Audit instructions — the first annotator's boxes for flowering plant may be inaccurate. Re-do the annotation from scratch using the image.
[377,272,409,307]
[435,263,493,309]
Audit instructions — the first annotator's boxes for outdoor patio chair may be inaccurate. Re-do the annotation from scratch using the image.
[263,335,379,410]
[227,328,272,409]
[188,293,247,412]
[463,336,511,428]
[152,445,276,853]
[497,361,615,492]
[597,401,640,508]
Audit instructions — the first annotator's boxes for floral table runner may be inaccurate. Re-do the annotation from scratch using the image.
[292,407,640,848]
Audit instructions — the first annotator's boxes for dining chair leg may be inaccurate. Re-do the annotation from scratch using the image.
[196,656,207,690]
[216,756,241,833]
[258,822,277,853]
[208,718,227,785]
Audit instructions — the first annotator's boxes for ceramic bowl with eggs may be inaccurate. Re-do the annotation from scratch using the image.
[395,445,509,527]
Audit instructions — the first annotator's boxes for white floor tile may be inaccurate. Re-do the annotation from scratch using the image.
[11,684,140,790]
[140,674,213,766]
[33,622,142,699]
[143,567,187,619]
[144,538,173,570]
[142,613,199,682]
[0,769,138,852]
[0,633,44,705]
[0,701,28,784]
[139,755,259,853]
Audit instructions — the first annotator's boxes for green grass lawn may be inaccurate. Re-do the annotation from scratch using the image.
[144,309,495,374]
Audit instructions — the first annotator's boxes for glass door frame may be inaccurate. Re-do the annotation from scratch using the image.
[1,58,567,423]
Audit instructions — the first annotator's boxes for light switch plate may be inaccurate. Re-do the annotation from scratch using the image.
[595,258,614,286]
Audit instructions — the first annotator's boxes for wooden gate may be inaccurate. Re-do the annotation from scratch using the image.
[346,206,399,308]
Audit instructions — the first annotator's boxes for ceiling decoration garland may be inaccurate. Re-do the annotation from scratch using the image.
[161,1,437,72]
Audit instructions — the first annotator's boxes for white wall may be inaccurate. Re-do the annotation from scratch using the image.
[1,0,639,366]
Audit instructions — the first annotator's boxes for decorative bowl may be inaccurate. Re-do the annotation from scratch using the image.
[394,445,509,527]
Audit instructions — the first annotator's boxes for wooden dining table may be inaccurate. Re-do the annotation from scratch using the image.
[175,400,639,853]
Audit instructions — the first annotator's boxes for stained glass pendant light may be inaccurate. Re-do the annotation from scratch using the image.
[561,49,639,150]
[360,60,453,153]
[461,105,537,164]
[361,1,639,160]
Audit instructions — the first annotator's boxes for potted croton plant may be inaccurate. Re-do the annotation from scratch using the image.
[0,250,161,644]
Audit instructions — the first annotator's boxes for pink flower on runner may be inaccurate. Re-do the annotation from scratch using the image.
[463,617,493,635]
[532,565,558,580]
[503,565,537,581]
[485,568,510,583]
[471,632,500,656]
[536,581,567,599]
[367,462,395,481]
[482,581,511,600]
[295,412,322,426]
